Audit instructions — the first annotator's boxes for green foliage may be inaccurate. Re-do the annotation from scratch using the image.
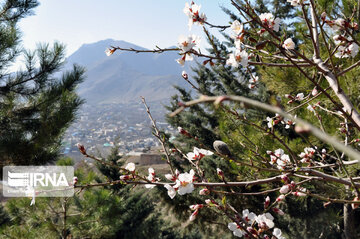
[0,0,85,167]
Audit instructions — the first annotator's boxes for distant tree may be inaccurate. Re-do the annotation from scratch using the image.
[0,0,85,167]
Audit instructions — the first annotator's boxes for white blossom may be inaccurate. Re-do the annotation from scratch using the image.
[307,104,316,114]
[242,209,256,225]
[183,2,207,30]
[178,35,200,53]
[269,149,291,170]
[329,18,346,31]
[287,0,302,6]
[255,213,275,229]
[259,13,281,32]
[282,38,295,50]
[335,43,359,58]
[231,20,244,35]
[145,167,158,189]
[228,222,245,238]
[164,184,177,199]
[299,147,316,163]
[105,48,115,56]
[295,93,304,101]
[273,228,286,239]
[125,162,135,172]
[266,117,274,128]
[186,147,213,161]
[175,169,195,195]
[226,49,249,68]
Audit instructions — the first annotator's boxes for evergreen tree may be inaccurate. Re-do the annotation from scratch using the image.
[0,0,85,167]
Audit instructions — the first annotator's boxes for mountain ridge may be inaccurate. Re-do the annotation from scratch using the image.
[64,39,191,104]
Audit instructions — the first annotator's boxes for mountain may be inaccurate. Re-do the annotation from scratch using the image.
[64,39,192,104]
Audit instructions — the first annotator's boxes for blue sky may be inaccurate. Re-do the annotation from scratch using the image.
[18,0,233,57]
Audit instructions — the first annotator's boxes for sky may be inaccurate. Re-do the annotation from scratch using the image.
[18,0,233,58]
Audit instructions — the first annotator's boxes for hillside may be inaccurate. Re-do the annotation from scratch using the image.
[64,39,191,104]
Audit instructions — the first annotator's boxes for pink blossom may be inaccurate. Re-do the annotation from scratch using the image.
[272,208,285,216]
[189,209,199,221]
[199,188,210,195]
[264,196,271,209]
[280,185,290,194]
[189,204,204,210]
[276,194,286,202]
[216,168,224,177]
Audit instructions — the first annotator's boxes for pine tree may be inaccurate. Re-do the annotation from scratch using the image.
[0,0,85,167]
[0,151,201,239]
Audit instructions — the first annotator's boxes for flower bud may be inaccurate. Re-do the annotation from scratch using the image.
[321,12,327,21]
[280,185,290,194]
[292,191,306,197]
[290,181,296,189]
[312,87,318,96]
[276,194,285,202]
[189,209,199,221]
[120,175,130,180]
[216,168,224,177]
[213,140,231,156]
[76,143,87,155]
[73,176,78,185]
[177,127,191,137]
[351,197,360,209]
[264,196,270,209]
[182,70,188,79]
[190,204,203,210]
[199,188,210,195]
[272,208,284,215]
[281,174,290,183]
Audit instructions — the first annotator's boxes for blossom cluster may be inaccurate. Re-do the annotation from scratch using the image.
[259,13,281,32]
[267,149,292,170]
[164,169,196,199]
[323,16,359,58]
[266,114,295,130]
[183,2,207,30]
[227,209,286,238]
[177,35,201,66]
[186,147,213,161]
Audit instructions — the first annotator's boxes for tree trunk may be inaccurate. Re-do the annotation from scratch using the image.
[344,204,356,239]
